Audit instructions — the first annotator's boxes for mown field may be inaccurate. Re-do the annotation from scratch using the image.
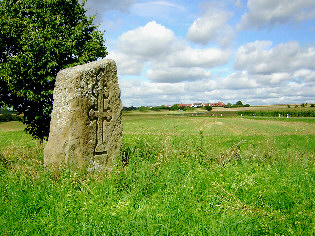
[0,112,314,235]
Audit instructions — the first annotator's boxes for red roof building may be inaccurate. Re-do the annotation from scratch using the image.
[211,102,226,107]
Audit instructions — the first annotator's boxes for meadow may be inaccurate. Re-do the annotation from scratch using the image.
[0,111,314,235]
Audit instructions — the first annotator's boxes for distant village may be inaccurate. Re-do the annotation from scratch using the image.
[166,102,226,109]
[123,101,251,111]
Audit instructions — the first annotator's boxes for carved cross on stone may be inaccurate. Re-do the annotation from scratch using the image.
[89,81,112,155]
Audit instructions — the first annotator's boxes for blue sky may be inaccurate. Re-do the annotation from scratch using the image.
[84,0,315,106]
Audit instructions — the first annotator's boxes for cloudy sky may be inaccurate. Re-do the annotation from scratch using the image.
[84,0,315,106]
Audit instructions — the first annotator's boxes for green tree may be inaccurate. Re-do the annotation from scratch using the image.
[0,0,107,140]
[235,101,243,106]
[225,103,232,108]
[204,105,212,111]
[171,104,180,111]
[139,106,149,112]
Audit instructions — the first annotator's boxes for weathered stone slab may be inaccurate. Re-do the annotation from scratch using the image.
[44,59,122,171]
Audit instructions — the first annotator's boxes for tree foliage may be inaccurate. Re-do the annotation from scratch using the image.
[235,101,243,106]
[0,0,107,140]
[171,104,180,111]
[204,105,212,111]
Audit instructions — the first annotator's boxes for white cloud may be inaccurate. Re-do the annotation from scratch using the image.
[218,70,299,90]
[234,41,315,74]
[116,21,176,58]
[109,21,176,75]
[238,0,315,30]
[167,47,231,68]
[147,65,211,83]
[187,3,234,46]
[221,71,259,90]
[221,40,315,104]
[119,79,186,106]
[120,80,185,97]
[293,69,315,82]
[184,80,217,93]
[144,45,230,83]
[108,51,144,75]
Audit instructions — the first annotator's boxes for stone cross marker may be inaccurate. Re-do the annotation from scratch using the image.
[44,59,122,171]
[89,76,112,155]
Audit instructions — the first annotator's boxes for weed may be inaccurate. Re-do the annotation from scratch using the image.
[218,143,241,165]
[0,153,10,169]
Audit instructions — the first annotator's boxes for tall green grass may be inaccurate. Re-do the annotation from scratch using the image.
[0,115,314,235]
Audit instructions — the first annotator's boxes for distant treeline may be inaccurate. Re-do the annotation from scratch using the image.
[0,114,22,122]
[238,110,315,117]
[0,108,22,122]
[0,108,17,115]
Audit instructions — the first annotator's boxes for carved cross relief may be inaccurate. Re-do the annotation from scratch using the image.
[89,76,112,155]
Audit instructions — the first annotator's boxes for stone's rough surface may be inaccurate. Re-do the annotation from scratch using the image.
[44,59,122,170]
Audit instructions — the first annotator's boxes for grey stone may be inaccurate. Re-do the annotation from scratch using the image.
[44,59,122,170]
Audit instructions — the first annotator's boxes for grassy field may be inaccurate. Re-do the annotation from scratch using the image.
[0,112,314,235]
